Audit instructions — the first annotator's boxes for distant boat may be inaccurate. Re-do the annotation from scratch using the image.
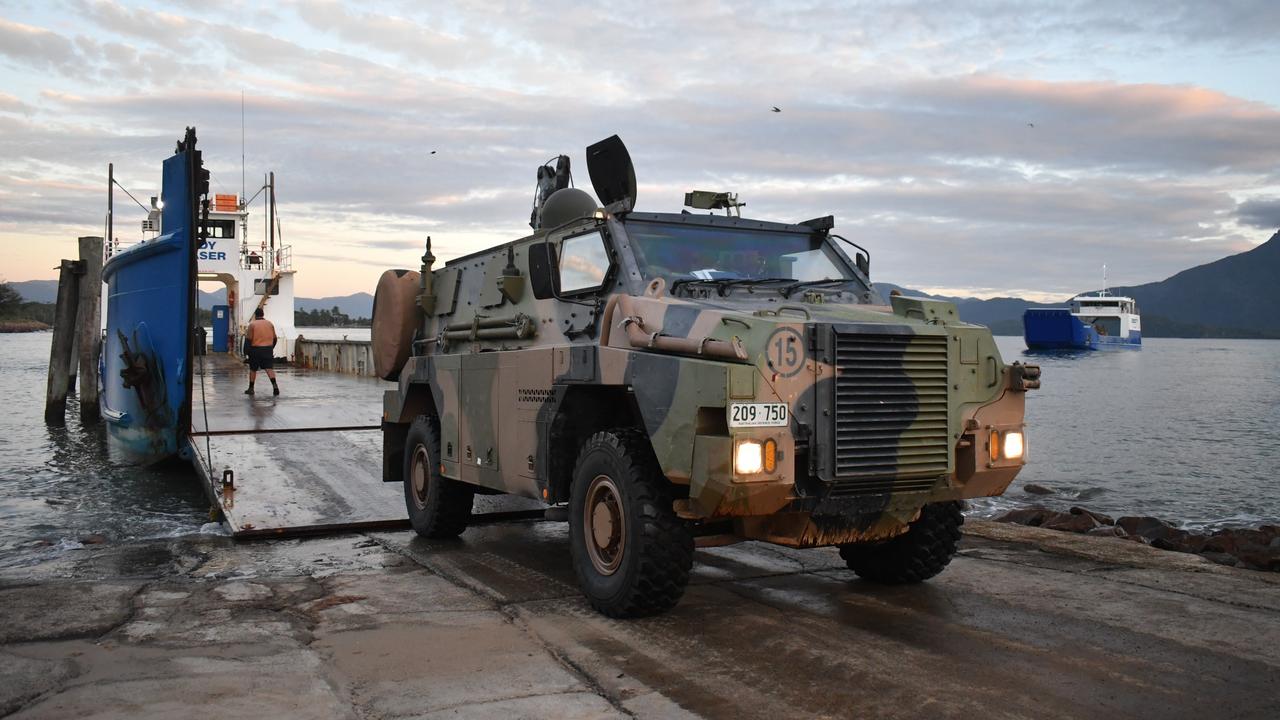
[1023,292,1142,350]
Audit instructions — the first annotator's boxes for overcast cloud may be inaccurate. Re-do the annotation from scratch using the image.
[2,0,1278,300]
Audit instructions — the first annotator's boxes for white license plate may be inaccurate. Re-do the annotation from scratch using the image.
[728,403,789,427]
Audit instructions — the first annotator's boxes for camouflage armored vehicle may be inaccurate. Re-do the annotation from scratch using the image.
[375,135,1039,618]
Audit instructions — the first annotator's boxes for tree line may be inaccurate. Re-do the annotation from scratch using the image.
[295,306,371,327]
[0,282,55,329]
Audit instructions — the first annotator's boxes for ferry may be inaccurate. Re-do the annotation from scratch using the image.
[192,183,297,360]
[100,128,297,463]
[1023,291,1142,350]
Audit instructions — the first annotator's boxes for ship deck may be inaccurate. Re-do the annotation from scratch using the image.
[187,352,405,537]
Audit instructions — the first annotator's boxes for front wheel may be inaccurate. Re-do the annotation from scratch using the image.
[569,429,693,618]
[838,501,963,584]
[403,416,474,538]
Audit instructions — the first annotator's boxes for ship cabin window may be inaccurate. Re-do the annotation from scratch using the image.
[1079,299,1122,311]
[204,219,236,239]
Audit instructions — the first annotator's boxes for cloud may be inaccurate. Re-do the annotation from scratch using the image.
[2,1,1279,298]
[1235,197,1280,230]
[0,18,80,72]
[0,92,33,114]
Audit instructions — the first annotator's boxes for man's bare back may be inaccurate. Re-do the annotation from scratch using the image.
[246,318,277,348]
[244,312,279,396]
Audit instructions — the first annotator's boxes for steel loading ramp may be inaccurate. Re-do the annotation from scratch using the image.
[189,353,406,537]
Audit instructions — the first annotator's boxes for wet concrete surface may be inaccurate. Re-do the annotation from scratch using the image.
[192,353,385,434]
[187,353,542,537]
[189,353,405,536]
[1,521,1276,719]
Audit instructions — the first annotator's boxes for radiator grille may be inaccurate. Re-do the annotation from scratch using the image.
[832,332,950,487]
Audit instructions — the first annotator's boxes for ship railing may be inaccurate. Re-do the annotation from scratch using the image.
[237,244,292,272]
[105,235,152,259]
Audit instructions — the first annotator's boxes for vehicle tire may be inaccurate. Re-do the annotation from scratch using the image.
[569,428,693,618]
[403,416,474,538]
[838,501,963,584]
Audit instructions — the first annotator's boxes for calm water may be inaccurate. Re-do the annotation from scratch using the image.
[0,332,210,570]
[296,327,371,342]
[977,336,1280,529]
[1,332,1277,568]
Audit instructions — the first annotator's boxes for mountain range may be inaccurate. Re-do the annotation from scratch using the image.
[8,229,1279,337]
[193,288,376,319]
[4,281,376,321]
[875,229,1280,338]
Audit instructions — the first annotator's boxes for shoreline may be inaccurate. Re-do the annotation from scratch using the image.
[992,503,1279,571]
[0,320,50,333]
[6,491,1279,575]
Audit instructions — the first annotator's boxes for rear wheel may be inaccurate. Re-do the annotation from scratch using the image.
[838,501,963,584]
[569,429,693,618]
[403,416,474,538]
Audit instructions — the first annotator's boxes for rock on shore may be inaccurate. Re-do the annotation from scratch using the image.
[994,505,1280,572]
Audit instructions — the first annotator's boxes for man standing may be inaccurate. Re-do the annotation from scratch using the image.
[244,307,280,396]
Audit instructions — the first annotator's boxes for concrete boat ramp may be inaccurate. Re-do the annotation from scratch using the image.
[186,353,404,537]
[2,520,1276,718]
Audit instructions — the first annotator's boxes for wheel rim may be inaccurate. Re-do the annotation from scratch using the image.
[584,474,625,575]
[410,445,431,510]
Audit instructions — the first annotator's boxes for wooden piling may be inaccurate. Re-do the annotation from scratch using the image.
[77,236,104,421]
[45,259,82,425]
[67,330,78,393]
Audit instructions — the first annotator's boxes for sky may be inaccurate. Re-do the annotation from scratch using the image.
[2,0,1280,302]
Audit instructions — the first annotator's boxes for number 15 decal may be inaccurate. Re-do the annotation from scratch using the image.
[766,327,805,377]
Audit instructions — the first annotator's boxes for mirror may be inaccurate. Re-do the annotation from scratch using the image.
[528,242,559,299]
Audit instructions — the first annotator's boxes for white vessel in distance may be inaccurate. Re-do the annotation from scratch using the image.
[1023,266,1142,350]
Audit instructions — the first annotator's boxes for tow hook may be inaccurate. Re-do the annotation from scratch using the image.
[1010,362,1041,391]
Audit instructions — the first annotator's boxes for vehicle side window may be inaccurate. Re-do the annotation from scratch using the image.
[558,230,610,293]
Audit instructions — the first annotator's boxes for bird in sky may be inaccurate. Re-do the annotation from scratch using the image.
[1027,122,1035,128]
[771,106,781,113]
[430,150,437,154]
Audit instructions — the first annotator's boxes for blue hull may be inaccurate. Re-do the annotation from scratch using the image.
[101,130,207,464]
[1023,309,1141,351]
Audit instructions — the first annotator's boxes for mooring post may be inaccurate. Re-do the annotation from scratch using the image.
[67,328,79,393]
[45,258,82,425]
[77,236,105,421]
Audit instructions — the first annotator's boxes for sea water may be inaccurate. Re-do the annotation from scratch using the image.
[974,336,1280,528]
[1,332,1277,568]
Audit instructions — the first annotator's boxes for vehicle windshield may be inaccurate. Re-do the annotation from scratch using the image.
[624,221,855,286]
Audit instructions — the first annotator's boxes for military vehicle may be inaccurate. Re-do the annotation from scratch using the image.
[374,135,1039,618]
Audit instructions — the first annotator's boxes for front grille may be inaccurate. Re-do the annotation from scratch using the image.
[832,332,950,486]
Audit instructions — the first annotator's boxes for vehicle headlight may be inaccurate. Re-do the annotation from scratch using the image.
[1002,431,1024,460]
[735,440,764,475]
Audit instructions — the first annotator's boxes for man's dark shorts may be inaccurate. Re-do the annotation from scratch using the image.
[247,346,274,371]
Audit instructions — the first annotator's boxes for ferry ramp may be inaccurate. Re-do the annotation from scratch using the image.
[187,353,405,537]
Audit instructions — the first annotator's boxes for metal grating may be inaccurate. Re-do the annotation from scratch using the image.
[832,332,950,484]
